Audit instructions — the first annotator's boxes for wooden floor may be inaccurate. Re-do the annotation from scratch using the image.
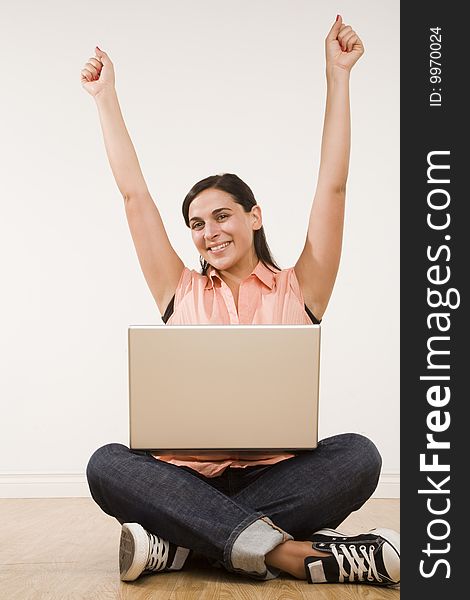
[0,497,399,599]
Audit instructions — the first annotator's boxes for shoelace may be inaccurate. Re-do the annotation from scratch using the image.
[330,543,381,583]
[146,532,169,571]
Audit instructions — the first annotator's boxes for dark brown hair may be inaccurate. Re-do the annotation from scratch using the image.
[181,173,281,275]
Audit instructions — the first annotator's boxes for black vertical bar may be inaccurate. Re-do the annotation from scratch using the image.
[401,1,466,597]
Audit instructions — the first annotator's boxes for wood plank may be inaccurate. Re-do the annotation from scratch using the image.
[0,498,400,599]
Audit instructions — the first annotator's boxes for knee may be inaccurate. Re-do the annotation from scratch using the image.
[86,442,128,489]
[342,433,382,496]
[323,432,382,495]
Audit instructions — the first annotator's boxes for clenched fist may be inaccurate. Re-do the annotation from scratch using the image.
[325,15,364,73]
[80,47,115,97]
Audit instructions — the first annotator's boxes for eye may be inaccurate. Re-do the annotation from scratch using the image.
[217,214,228,220]
[191,222,203,229]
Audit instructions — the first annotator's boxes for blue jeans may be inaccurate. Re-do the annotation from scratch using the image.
[86,433,381,580]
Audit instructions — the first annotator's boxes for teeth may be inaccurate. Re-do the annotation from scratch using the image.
[210,242,230,251]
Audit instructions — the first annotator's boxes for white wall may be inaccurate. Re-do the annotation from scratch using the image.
[0,0,399,497]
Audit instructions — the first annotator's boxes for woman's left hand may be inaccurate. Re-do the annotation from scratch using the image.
[325,15,364,73]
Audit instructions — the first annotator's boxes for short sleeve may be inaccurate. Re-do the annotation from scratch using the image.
[174,267,194,309]
[286,267,304,304]
[286,267,322,324]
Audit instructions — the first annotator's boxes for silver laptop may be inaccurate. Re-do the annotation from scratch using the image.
[128,325,321,453]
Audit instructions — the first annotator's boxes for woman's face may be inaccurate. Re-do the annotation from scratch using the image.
[188,189,262,272]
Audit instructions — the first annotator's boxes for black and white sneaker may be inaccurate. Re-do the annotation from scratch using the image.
[305,528,400,586]
[119,522,191,581]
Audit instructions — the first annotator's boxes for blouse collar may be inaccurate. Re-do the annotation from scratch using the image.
[205,260,277,290]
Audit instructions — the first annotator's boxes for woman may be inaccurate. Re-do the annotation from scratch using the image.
[81,16,400,587]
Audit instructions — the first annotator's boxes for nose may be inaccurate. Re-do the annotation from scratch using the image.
[204,221,220,241]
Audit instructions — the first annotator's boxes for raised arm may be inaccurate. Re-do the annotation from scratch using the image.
[294,16,364,320]
[81,47,184,315]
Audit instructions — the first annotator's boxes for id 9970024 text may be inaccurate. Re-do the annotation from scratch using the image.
[429,27,443,108]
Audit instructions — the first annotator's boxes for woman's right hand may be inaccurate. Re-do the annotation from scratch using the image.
[80,47,115,98]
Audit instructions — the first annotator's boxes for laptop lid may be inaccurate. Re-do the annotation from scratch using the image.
[128,325,320,453]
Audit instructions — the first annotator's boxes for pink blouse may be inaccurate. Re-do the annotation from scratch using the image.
[152,260,317,477]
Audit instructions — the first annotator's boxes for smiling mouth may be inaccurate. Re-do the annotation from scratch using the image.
[208,241,231,253]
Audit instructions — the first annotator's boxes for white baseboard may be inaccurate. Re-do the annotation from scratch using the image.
[0,473,89,498]
[0,471,400,499]
[373,471,400,499]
